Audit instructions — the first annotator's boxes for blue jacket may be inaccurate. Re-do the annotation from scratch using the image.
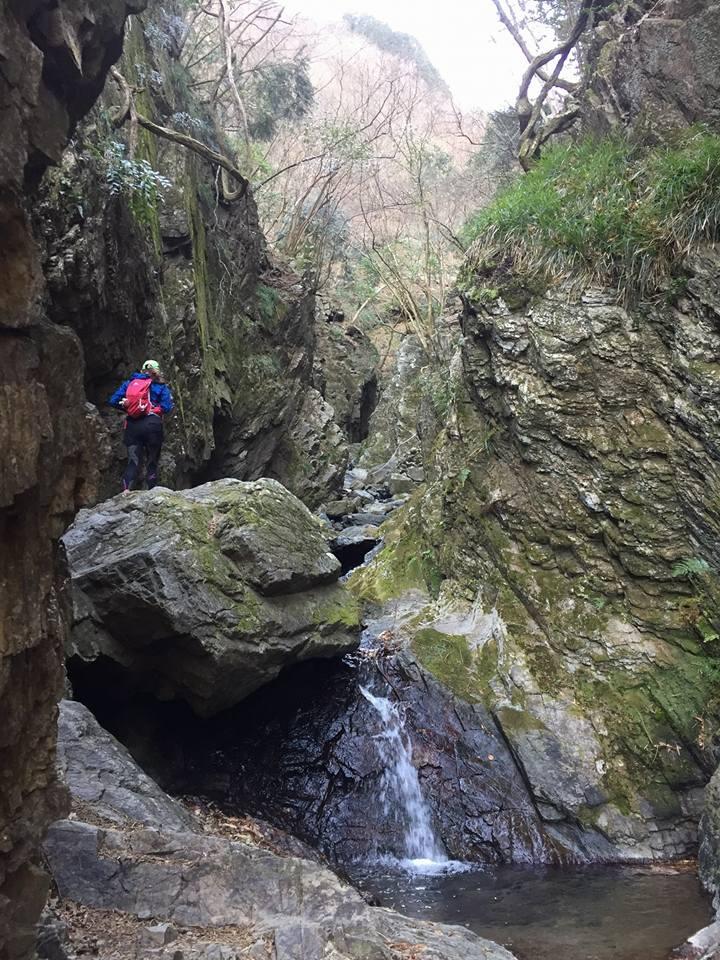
[108,373,174,415]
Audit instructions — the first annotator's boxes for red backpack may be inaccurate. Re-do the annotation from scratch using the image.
[124,378,154,419]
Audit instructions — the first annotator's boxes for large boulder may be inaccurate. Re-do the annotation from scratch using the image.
[63,479,360,716]
[44,699,517,960]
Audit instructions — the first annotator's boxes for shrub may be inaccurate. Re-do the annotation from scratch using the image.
[461,128,720,302]
[103,140,171,225]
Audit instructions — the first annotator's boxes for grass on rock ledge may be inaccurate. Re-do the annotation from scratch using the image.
[460,127,720,303]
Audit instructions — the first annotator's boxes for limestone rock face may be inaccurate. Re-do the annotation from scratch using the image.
[353,247,720,860]
[167,628,619,866]
[45,700,517,960]
[34,8,371,509]
[358,335,430,474]
[586,0,720,138]
[63,479,360,715]
[0,1,143,956]
[313,311,380,443]
[452,266,720,852]
[265,387,350,510]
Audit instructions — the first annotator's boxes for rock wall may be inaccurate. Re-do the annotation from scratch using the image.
[585,0,720,138]
[33,3,378,508]
[343,0,720,864]
[0,2,144,955]
[354,243,720,859]
[0,0,376,950]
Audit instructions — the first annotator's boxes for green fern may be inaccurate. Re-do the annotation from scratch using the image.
[672,557,711,578]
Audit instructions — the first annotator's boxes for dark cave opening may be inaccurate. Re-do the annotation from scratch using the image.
[331,536,380,575]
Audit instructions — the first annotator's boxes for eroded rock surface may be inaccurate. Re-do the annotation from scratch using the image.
[0,1,142,955]
[34,7,377,508]
[586,0,720,138]
[63,479,360,716]
[313,309,380,443]
[349,249,720,859]
[108,595,629,868]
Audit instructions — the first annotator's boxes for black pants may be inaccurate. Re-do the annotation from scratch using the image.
[122,415,164,490]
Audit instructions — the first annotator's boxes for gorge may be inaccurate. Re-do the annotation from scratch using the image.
[2,1,720,960]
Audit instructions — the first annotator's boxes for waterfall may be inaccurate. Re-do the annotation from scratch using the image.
[360,685,446,865]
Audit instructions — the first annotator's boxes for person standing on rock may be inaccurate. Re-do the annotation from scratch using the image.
[108,360,174,493]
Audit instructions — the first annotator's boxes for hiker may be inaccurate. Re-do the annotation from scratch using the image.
[108,360,174,493]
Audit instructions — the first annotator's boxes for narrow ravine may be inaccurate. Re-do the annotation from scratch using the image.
[4,1,720,959]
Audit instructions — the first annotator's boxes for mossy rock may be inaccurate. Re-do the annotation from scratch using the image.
[63,479,359,716]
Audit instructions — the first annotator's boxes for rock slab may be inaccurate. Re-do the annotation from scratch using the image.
[0,1,143,956]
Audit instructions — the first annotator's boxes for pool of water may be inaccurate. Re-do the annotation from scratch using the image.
[353,862,712,960]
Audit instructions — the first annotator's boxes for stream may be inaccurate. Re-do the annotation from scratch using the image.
[355,660,712,960]
[352,861,711,960]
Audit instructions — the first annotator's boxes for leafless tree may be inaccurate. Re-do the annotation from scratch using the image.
[490,0,607,169]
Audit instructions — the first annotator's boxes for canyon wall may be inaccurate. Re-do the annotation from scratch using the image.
[352,0,720,860]
[0,3,145,954]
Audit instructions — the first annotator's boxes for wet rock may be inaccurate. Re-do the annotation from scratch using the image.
[342,500,406,527]
[366,252,720,858]
[44,708,517,960]
[63,479,360,716]
[157,638,606,866]
[331,526,382,577]
[365,457,398,487]
[345,511,390,526]
[352,488,376,502]
[673,920,720,960]
[332,525,381,548]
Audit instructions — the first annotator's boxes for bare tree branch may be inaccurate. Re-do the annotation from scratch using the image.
[489,0,578,93]
[110,68,248,200]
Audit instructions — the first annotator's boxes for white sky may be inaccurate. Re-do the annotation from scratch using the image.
[283,0,527,111]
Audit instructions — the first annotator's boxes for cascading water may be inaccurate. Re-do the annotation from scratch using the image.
[360,685,447,869]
